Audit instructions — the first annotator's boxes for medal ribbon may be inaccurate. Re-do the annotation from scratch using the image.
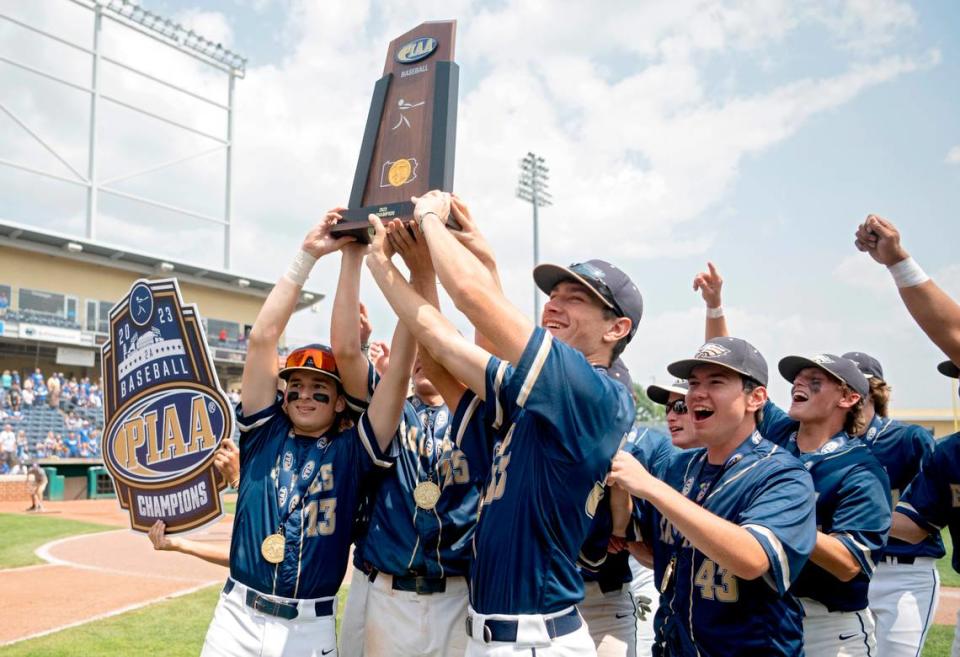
[273,432,329,533]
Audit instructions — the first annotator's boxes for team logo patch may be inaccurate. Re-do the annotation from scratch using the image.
[812,354,835,365]
[101,278,233,534]
[682,477,695,496]
[278,486,288,508]
[288,493,301,510]
[821,440,840,454]
[301,460,316,481]
[282,451,294,471]
[695,343,731,359]
[316,437,328,450]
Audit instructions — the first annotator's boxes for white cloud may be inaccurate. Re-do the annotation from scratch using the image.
[0,0,949,408]
[946,145,960,165]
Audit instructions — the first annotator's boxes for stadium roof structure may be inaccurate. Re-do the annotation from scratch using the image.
[0,220,323,311]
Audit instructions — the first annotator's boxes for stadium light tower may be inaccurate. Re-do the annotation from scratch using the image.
[516,152,552,321]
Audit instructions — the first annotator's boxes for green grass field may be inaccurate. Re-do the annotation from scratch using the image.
[938,529,960,587]
[924,624,957,657]
[0,513,110,569]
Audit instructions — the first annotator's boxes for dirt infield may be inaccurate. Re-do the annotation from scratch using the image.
[0,500,230,646]
[0,499,956,646]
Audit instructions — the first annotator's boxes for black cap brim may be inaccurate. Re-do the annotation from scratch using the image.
[533,263,617,312]
[647,383,689,405]
[778,356,867,397]
[938,360,960,379]
[278,367,342,384]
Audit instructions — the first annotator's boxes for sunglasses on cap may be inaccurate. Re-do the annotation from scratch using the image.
[283,346,338,376]
[665,399,688,416]
[569,262,625,317]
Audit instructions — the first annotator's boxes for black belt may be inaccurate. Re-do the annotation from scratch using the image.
[596,579,625,594]
[222,579,334,619]
[466,608,582,643]
[367,568,452,595]
[884,555,916,564]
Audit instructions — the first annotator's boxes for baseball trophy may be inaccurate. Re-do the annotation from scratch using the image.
[331,20,460,242]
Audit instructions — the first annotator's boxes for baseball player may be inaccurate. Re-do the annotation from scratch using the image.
[25,462,47,512]
[892,360,960,657]
[760,355,891,656]
[841,351,943,657]
[365,190,640,656]
[578,362,656,657]
[336,217,492,657]
[200,212,415,657]
[623,381,690,656]
[695,263,892,654]
[607,337,817,656]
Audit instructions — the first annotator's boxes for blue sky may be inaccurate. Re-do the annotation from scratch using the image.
[1,0,958,409]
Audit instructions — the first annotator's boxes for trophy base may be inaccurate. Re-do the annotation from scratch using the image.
[332,201,461,244]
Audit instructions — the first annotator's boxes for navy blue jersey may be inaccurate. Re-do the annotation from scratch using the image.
[785,433,891,611]
[862,414,944,559]
[651,432,816,657]
[362,391,491,578]
[345,360,385,571]
[231,395,394,598]
[471,328,635,614]
[897,432,960,573]
[579,427,675,586]
[759,402,893,608]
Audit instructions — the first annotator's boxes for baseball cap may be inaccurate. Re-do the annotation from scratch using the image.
[533,260,643,340]
[778,354,869,397]
[938,360,960,379]
[842,351,884,380]
[668,337,768,387]
[647,380,689,406]
[605,357,634,392]
[278,344,342,383]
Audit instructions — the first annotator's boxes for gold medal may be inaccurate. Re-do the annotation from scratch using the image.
[388,159,412,187]
[260,533,285,564]
[413,481,441,510]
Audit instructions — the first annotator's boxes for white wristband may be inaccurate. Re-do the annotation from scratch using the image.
[888,257,929,288]
[706,306,724,319]
[284,249,318,287]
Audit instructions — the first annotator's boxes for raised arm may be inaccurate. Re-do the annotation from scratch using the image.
[330,242,373,402]
[242,211,353,416]
[855,214,960,364]
[366,316,416,453]
[414,191,534,364]
[366,216,490,399]
[694,262,728,341]
[449,196,509,360]
[388,220,466,409]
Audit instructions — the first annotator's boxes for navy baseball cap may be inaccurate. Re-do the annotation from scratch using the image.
[647,380,689,406]
[668,337,768,387]
[842,351,884,380]
[778,354,869,397]
[938,360,960,379]
[533,260,643,340]
[606,357,634,392]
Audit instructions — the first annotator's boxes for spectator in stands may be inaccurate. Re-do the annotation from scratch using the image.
[46,374,60,409]
[26,463,47,512]
[11,370,19,387]
[1,370,10,391]
[0,290,8,313]
[35,381,47,405]
[64,432,79,458]
[1,424,15,461]
[218,327,228,342]
[31,368,43,389]
[15,430,27,460]
[21,385,34,407]
[8,385,20,413]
